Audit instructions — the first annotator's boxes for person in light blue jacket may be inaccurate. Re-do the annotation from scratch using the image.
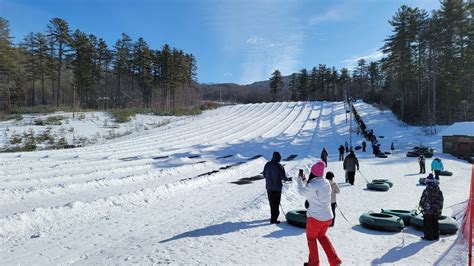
[431,158,444,180]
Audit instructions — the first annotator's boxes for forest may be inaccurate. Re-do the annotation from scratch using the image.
[0,17,198,112]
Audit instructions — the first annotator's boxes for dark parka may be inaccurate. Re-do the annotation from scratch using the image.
[419,184,444,215]
[263,152,289,191]
[343,152,359,172]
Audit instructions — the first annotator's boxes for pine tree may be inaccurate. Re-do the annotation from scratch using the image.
[113,33,132,107]
[289,73,298,101]
[47,18,70,107]
[269,69,283,101]
[298,68,309,100]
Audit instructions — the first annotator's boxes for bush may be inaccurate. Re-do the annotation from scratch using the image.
[10,134,22,144]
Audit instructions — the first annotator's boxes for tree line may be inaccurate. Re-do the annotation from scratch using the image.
[0,17,198,111]
[269,0,473,125]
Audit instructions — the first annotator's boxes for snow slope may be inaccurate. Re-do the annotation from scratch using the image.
[0,101,471,265]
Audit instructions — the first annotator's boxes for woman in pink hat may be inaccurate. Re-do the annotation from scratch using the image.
[297,160,341,266]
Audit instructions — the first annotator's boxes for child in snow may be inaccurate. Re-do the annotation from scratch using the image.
[326,172,340,227]
[418,174,444,241]
[297,161,342,266]
[418,154,426,174]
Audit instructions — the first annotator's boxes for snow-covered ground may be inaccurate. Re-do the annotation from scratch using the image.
[0,101,471,265]
[0,111,179,150]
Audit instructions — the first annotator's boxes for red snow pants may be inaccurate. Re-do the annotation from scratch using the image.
[306,217,341,266]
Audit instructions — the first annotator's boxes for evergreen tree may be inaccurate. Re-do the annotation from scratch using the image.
[269,69,283,101]
[289,73,298,101]
[298,69,309,100]
[47,18,70,107]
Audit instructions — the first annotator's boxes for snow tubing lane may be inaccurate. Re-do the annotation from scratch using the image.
[381,209,416,225]
[286,209,307,228]
[372,179,393,188]
[367,182,390,191]
[439,170,453,176]
[410,214,459,235]
[359,212,404,232]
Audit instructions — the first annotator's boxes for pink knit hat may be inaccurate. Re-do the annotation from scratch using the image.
[311,160,326,177]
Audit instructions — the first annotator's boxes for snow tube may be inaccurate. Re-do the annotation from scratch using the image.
[354,145,362,150]
[372,179,393,188]
[406,152,418,157]
[439,171,453,176]
[367,181,390,191]
[381,209,416,225]
[377,153,388,158]
[286,209,307,228]
[359,212,404,232]
[410,214,459,235]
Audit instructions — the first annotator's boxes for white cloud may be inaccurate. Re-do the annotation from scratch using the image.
[309,8,344,25]
[342,49,384,70]
[206,1,304,84]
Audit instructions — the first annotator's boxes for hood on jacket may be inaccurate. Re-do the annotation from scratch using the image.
[271,151,281,162]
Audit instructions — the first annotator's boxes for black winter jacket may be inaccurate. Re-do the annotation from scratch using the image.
[263,153,288,191]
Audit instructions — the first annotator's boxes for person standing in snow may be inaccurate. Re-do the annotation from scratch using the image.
[431,157,444,181]
[297,161,342,266]
[343,150,359,185]
[320,148,328,165]
[338,145,345,161]
[418,174,444,241]
[362,140,367,152]
[344,141,349,153]
[263,151,291,224]
[418,154,426,174]
[326,172,340,227]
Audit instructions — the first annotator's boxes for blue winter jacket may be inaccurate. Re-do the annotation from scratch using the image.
[431,159,444,171]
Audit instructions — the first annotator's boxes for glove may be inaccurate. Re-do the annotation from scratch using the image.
[438,209,442,216]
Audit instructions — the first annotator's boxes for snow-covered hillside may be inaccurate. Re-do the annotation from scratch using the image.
[0,111,179,151]
[0,101,471,265]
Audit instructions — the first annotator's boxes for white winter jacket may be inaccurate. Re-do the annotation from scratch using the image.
[296,176,333,221]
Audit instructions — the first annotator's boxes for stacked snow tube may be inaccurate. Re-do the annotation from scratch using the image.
[372,179,393,188]
[381,209,416,225]
[286,209,307,228]
[439,171,453,176]
[367,181,390,191]
[359,212,404,232]
[410,214,458,235]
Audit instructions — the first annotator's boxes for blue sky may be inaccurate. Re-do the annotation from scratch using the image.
[0,0,440,85]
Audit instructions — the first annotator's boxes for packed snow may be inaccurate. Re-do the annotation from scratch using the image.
[0,101,472,265]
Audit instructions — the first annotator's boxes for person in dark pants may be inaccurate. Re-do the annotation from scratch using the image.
[326,172,340,227]
[338,145,345,161]
[362,141,366,152]
[418,154,426,174]
[344,141,349,153]
[263,151,291,224]
[431,158,444,180]
[419,174,444,241]
[320,148,328,165]
[343,151,359,185]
